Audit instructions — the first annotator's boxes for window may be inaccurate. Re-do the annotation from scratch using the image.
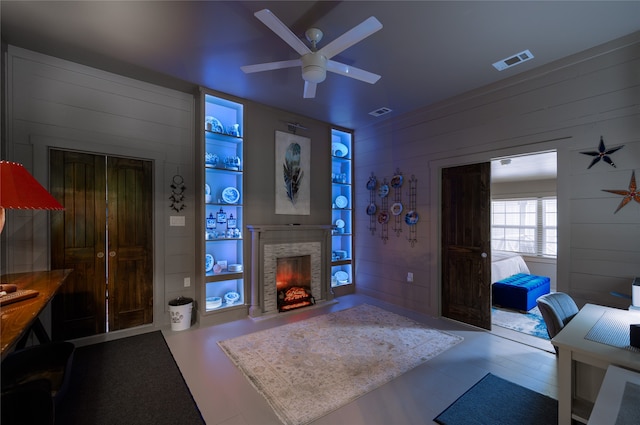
[491,197,556,257]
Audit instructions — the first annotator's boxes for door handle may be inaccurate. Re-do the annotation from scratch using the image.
[481,252,488,258]
[97,252,104,258]
[109,251,116,257]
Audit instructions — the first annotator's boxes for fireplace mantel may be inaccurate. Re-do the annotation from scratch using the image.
[247,224,333,317]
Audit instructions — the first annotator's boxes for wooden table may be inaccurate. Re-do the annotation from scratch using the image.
[0,269,72,360]
[552,304,640,424]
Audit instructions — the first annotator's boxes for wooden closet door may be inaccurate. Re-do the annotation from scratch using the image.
[107,157,153,331]
[51,150,107,339]
[51,151,153,338]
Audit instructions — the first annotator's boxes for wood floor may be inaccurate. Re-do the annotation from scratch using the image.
[163,293,558,425]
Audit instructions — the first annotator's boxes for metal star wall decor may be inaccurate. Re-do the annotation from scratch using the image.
[602,171,639,213]
[580,136,624,169]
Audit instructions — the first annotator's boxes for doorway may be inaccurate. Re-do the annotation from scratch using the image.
[50,150,153,340]
[489,151,557,350]
[440,152,557,341]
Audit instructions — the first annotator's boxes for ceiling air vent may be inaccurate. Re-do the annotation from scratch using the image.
[492,49,534,71]
[369,107,392,117]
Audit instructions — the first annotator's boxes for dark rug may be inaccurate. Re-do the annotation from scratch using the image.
[55,331,204,425]
[434,373,557,425]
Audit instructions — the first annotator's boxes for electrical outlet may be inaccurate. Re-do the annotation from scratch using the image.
[184,277,191,287]
[407,272,413,283]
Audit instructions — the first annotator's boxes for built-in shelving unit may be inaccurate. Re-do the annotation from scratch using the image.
[198,90,246,321]
[331,128,353,289]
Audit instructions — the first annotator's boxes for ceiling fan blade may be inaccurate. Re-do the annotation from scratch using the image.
[327,60,381,84]
[303,81,317,98]
[317,16,382,59]
[241,59,301,74]
[254,9,311,56]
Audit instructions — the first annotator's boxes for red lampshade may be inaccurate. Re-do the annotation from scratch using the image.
[0,161,64,210]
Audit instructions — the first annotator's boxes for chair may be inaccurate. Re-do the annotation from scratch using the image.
[1,379,55,425]
[1,341,75,408]
[536,292,579,350]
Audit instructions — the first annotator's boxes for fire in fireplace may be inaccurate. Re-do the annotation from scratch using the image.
[276,255,314,312]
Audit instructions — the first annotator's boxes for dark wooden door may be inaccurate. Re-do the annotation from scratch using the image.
[107,157,153,331]
[441,163,492,330]
[51,151,107,339]
[51,151,153,339]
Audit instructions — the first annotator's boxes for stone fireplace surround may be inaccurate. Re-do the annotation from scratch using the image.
[247,224,333,317]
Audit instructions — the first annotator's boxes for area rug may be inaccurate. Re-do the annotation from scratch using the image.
[434,373,557,425]
[218,304,463,425]
[55,331,204,424]
[492,306,549,339]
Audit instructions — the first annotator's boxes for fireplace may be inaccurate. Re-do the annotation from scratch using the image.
[247,224,333,317]
[276,255,315,312]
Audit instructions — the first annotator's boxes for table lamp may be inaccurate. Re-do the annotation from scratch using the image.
[0,160,65,288]
[0,160,65,234]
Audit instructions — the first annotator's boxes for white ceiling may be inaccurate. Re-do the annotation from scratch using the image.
[2,1,639,133]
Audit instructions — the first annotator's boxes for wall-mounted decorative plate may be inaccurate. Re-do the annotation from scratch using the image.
[366,203,377,215]
[366,176,377,190]
[391,202,403,216]
[405,210,419,225]
[378,211,389,224]
[390,174,403,188]
[378,184,389,198]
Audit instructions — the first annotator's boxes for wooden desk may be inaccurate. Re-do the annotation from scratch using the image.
[552,304,640,424]
[0,269,72,360]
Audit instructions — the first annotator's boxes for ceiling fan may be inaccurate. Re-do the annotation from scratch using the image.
[241,9,383,98]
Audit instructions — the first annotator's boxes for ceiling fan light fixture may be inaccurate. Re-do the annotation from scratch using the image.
[301,53,327,83]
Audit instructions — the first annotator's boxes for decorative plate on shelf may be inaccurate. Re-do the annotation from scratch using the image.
[378,211,389,224]
[332,142,348,158]
[391,202,403,216]
[378,184,389,198]
[366,203,377,216]
[390,174,403,188]
[206,297,222,310]
[204,184,211,196]
[335,218,345,229]
[366,176,377,190]
[221,187,240,204]
[405,210,419,225]
[334,271,349,284]
[335,195,348,209]
[205,254,214,272]
[205,116,224,133]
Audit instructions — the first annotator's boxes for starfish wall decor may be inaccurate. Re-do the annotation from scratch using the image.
[580,136,624,169]
[602,171,639,213]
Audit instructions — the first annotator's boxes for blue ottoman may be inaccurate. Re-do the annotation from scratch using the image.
[492,273,551,311]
